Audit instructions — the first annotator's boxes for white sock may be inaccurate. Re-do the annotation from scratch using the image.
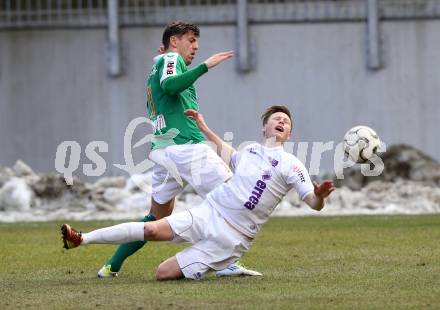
[82,222,145,245]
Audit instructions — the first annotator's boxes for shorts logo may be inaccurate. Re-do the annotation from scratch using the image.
[293,165,306,183]
[166,61,175,75]
[194,272,202,279]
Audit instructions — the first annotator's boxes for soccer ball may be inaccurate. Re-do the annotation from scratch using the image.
[343,126,381,163]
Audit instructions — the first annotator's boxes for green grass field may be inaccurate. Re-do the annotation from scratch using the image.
[1,215,439,309]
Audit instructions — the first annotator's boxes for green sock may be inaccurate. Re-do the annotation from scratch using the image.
[105,214,156,272]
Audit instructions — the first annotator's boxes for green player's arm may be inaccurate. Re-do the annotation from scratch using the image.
[161,63,208,96]
[184,109,236,162]
[303,180,335,211]
[161,51,234,95]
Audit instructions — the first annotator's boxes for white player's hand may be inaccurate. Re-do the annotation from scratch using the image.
[157,45,166,54]
[204,51,234,69]
[313,180,335,199]
[185,109,209,132]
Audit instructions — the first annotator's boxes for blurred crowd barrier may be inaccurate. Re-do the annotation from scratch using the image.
[1,0,440,29]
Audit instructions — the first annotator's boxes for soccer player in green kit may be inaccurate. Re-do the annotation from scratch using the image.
[97,21,261,278]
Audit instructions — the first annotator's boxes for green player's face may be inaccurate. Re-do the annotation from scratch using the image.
[262,112,292,142]
[175,32,199,65]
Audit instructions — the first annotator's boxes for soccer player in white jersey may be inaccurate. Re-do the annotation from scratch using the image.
[62,105,335,280]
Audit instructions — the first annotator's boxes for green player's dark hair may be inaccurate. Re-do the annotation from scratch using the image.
[261,105,292,126]
[162,21,200,50]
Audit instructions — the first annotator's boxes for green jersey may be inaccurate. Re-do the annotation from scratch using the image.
[146,52,208,149]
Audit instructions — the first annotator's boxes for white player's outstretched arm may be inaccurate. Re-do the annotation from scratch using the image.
[185,109,236,160]
[304,180,335,211]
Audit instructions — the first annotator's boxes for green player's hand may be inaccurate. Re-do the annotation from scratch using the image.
[204,51,234,69]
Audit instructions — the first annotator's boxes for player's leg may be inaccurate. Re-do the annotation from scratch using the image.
[155,256,184,281]
[99,198,175,277]
[160,203,214,280]
[63,210,205,281]
[98,159,183,277]
[62,218,207,281]
[149,197,175,219]
[164,205,254,280]
[62,218,175,248]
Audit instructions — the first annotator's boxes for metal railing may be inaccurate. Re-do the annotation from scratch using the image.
[1,0,440,30]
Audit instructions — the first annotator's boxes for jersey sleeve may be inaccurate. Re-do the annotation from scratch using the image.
[286,160,314,201]
[229,151,239,172]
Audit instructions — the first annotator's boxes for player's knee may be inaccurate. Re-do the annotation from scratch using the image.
[155,264,173,281]
[155,266,167,281]
[144,222,159,239]
[155,259,183,281]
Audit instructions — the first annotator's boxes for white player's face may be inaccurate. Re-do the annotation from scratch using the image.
[262,112,292,142]
[172,32,199,65]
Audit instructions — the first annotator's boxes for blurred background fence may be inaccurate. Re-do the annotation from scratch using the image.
[1,0,440,29]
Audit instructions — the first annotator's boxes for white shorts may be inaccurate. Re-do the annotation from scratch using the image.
[149,143,232,204]
[165,202,252,280]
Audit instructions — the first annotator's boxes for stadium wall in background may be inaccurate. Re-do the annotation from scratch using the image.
[0,0,439,177]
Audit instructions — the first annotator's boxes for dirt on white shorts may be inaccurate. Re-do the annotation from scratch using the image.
[149,143,232,204]
[165,202,252,280]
